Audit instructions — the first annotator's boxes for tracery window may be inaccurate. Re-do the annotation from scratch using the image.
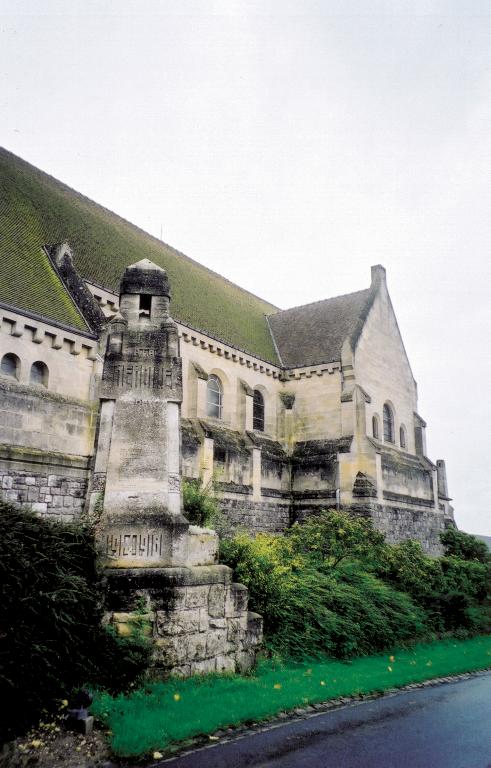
[30,361,49,387]
[253,389,265,432]
[400,424,407,450]
[372,414,380,439]
[207,374,223,419]
[1,353,19,379]
[383,403,394,443]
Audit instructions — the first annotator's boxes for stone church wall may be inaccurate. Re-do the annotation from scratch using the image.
[353,279,418,454]
[0,309,100,520]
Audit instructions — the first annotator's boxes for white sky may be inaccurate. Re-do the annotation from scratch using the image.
[1,0,490,535]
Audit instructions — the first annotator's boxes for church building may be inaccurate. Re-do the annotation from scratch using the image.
[0,148,454,555]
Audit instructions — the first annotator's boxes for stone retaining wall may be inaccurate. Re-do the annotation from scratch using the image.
[219,497,291,533]
[105,565,263,676]
[0,446,90,522]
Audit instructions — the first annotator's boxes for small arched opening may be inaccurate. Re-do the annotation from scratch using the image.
[30,361,49,388]
[1,353,20,380]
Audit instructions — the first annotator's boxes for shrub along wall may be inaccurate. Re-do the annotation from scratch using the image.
[0,502,149,742]
[220,510,491,659]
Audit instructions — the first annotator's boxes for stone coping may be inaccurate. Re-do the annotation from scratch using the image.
[0,443,91,470]
[104,565,234,588]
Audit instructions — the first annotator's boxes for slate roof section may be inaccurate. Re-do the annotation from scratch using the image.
[268,289,371,368]
[0,148,279,361]
[0,207,90,334]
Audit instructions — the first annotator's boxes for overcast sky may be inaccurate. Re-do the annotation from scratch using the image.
[1,0,490,535]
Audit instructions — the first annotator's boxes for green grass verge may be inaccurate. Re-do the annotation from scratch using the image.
[91,635,491,758]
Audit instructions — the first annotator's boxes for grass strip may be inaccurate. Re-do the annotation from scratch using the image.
[91,634,491,758]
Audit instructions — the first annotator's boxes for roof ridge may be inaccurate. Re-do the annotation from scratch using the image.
[0,146,280,312]
[267,286,370,317]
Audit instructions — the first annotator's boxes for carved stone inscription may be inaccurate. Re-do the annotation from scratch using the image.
[105,362,175,390]
[102,328,182,398]
[106,532,164,559]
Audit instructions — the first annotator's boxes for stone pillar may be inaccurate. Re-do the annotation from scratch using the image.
[375,451,383,501]
[252,447,261,501]
[97,259,262,676]
[87,399,114,514]
[98,259,188,569]
[436,459,449,498]
[167,401,182,516]
[195,368,209,418]
[245,394,254,432]
[201,436,214,487]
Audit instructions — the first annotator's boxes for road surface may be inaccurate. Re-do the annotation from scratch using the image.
[160,672,491,767]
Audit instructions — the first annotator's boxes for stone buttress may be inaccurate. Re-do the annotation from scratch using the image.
[93,259,262,675]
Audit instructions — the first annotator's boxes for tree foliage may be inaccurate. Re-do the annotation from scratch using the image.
[0,502,150,741]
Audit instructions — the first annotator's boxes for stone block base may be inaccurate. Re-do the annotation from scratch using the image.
[105,565,262,676]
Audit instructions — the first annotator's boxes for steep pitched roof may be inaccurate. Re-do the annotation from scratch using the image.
[0,148,279,361]
[268,289,371,367]
[0,216,90,334]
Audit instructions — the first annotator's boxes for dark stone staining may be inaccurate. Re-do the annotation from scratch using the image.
[292,438,353,462]
[102,327,182,398]
[293,489,337,500]
[383,491,435,508]
[47,243,106,334]
[120,264,171,298]
[279,391,295,410]
[216,481,252,495]
[199,420,250,457]
[181,418,202,467]
[352,471,377,498]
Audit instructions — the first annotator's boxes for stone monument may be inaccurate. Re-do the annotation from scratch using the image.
[94,260,262,675]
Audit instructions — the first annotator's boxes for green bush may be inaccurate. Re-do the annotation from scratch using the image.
[182,478,233,537]
[0,502,149,741]
[441,527,491,564]
[182,479,219,527]
[220,518,425,658]
[220,510,491,659]
[375,539,491,634]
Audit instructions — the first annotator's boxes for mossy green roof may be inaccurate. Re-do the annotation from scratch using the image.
[0,159,89,333]
[0,148,279,361]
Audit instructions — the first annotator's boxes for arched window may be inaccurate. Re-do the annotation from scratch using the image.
[372,414,380,439]
[399,424,407,450]
[30,361,49,387]
[253,389,265,432]
[1,353,19,379]
[383,403,394,443]
[207,374,223,419]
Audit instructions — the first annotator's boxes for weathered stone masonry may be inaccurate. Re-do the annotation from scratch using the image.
[93,259,262,675]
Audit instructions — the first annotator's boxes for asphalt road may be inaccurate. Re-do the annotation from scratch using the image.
[160,672,491,768]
